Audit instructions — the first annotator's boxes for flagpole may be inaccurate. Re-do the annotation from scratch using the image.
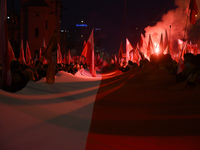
[180,14,189,60]
[177,14,189,74]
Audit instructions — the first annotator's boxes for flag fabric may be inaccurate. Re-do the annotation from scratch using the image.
[118,42,124,59]
[163,29,169,52]
[147,34,154,59]
[134,42,141,65]
[42,31,57,84]
[67,50,71,64]
[177,58,186,74]
[167,42,172,55]
[42,31,57,59]
[140,33,147,50]
[126,38,134,63]
[19,39,26,65]
[184,6,190,16]
[159,33,164,54]
[57,43,62,64]
[189,0,198,24]
[139,33,147,59]
[178,39,184,51]
[114,55,117,64]
[83,40,87,48]
[26,41,32,66]
[62,53,66,64]
[136,42,145,61]
[8,39,16,61]
[0,0,12,86]
[81,29,96,77]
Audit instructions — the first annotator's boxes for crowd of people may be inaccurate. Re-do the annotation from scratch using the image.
[0,52,200,93]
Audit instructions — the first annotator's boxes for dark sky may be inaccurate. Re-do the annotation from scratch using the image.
[60,0,176,54]
[7,0,176,55]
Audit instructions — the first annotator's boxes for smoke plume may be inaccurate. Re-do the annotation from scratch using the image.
[144,0,200,54]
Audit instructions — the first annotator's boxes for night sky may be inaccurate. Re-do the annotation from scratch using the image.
[60,0,176,54]
[7,0,176,55]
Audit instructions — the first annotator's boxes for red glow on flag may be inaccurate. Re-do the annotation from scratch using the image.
[189,0,198,24]
[155,45,159,54]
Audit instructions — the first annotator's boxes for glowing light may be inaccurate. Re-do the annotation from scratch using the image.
[7,16,10,19]
[81,20,83,23]
[195,15,197,17]
[155,44,159,54]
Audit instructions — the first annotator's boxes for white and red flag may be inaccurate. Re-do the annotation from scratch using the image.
[81,29,96,77]
[126,38,134,63]
[19,39,26,65]
[159,33,164,54]
[118,42,124,59]
[147,34,154,59]
[8,39,16,61]
[26,41,32,66]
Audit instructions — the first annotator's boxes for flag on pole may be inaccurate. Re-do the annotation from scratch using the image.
[62,53,66,64]
[57,42,62,64]
[167,42,172,55]
[126,38,134,63]
[140,33,147,49]
[42,30,57,59]
[83,40,87,48]
[19,39,26,65]
[164,29,169,51]
[147,34,154,58]
[189,0,198,24]
[81,29,96,77]
[67,49,71,64]
[26,41,32,66]
[118,42,124,59]
[0,0,12,86]
[8,39,16,61]
[159,33,164,54]
[43,31,58,84]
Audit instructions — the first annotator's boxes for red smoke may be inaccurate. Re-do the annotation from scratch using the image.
[144,0,200,55]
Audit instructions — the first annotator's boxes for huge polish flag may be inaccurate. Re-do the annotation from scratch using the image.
[1,62,200,149]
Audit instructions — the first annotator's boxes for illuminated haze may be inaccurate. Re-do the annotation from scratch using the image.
[144,0,200,54]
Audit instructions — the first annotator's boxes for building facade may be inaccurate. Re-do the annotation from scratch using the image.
[20,0,61,58]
